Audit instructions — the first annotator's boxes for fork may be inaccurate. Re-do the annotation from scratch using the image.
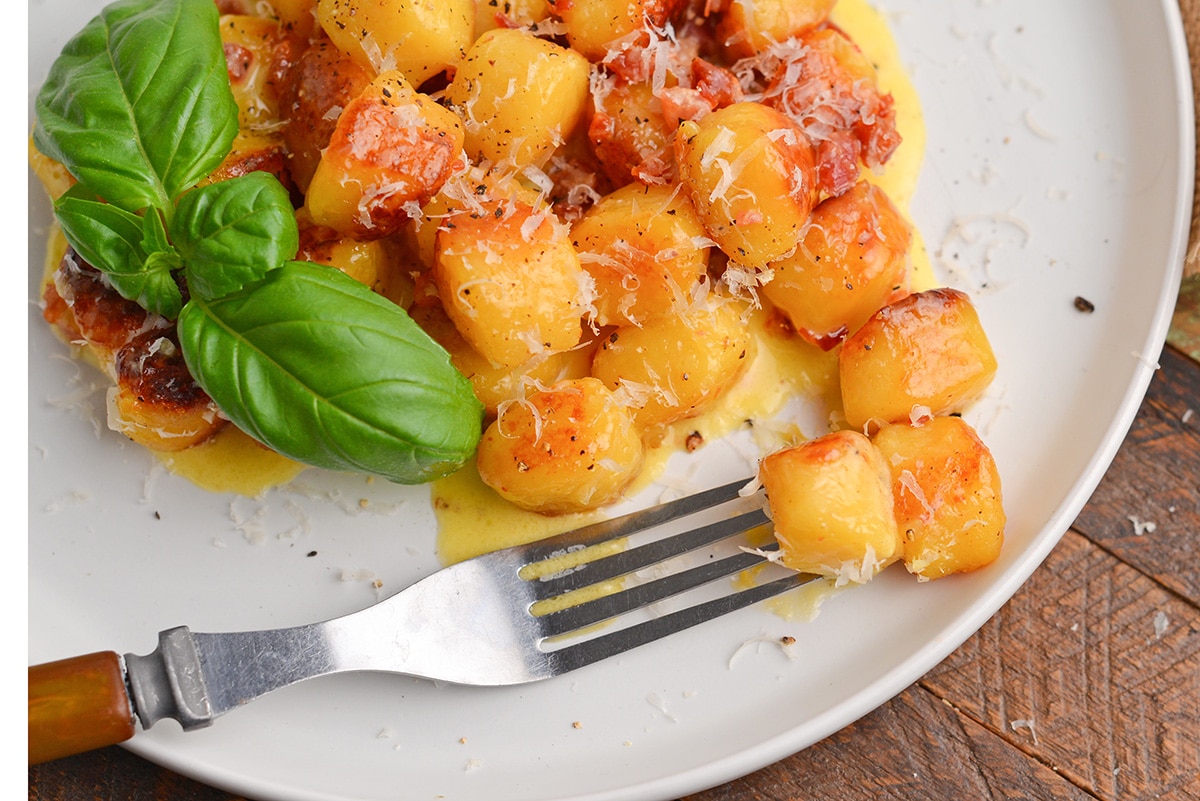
[29,477,811,764]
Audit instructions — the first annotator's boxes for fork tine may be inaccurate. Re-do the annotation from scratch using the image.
[529,506,770,600]
[516,477,756,564]
[538,544,779,636]
[544,573,811,674]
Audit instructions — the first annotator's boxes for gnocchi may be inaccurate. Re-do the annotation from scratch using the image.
[839,288,998,431]
[315,0,473,87]
[571,182,710,327]
[476,377,644,514]
[759,430,901,582]
[591,300,754,429]
[873,416,1006,580]
[444,28,590,169]
[305,71,465,239]
[433,195,586,368]
[762,181,912,349]
[675,102,819,268]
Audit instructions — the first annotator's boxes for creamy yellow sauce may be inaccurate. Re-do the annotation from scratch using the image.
[434,0,930,566]
[157,428,307,496]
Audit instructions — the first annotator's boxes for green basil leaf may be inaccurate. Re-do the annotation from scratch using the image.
[32,0,237,214]
[140,206,175,256]
[54,188,183,318]
[177,261,483,484]
[173,172,300,301]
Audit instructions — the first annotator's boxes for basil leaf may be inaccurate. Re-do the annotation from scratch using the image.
[33,0,237,214]
[177,261,484,484]
[140,206,175,256]
[54,188,183,317]
[173,172,300,301]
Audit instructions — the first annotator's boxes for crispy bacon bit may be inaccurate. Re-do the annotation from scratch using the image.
[747,28,901,196]
[659,86,714,127]
[691,57,742,108]
[225,42,254,83]
[815,134,861,199]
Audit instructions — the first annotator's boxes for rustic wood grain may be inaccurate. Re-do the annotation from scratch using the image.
[922,530,1200,801]
[1071,345,1200,606]
[1180,0,1200,277]
[28,746,244,801]
[684,686,1096,801]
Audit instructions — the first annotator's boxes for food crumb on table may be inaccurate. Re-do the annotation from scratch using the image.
[1009,718,1039,744]
[1127,515,1157,536]
[1154,610,1169,639]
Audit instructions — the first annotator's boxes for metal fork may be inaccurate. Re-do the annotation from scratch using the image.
[29,478,811,764]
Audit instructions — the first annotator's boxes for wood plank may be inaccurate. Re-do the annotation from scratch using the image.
[27,745,244,801]
[1071,345,1200,605]
[683,684,1094,801]
[921,530,1200,801]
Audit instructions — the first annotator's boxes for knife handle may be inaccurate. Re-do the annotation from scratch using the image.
[29,651,136,764]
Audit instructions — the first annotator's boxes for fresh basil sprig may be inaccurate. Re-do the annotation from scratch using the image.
[34,0,483,483]
[33,0,237,215]
[53,184,187,316]
[179,262,484,484]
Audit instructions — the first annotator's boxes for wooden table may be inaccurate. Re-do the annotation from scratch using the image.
[29,6,1200,800]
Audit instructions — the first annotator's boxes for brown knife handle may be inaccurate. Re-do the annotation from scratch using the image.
[29,651,136,764]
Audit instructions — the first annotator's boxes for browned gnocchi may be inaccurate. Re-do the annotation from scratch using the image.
[761,181,912,349]
[590,300,754,429]
[445,28,590,168]
[570,183,710,327]
[873,416,1006,580]
[433,195,587,368]
[839,288,999,431]
[675,102,820,268]
[759,429,901,582]
[475,377,644,514]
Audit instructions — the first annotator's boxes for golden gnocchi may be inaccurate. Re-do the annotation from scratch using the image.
[675,102,819,268]
[873,416,1006,580]
[590,300,754,429]
[475,377,644,514]
[570,183,710,327]
[839,288,998,431]
[316,0,473,87]
[305,71,465,239]
[759,430,901,582]
[444,28,590,169]
[433,196,586,368]
[762,181,912,349]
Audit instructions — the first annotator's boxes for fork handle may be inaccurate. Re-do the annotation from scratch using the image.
[29,651,136,765]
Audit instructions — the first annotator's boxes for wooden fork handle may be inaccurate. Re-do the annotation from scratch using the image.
[29,651,136,764]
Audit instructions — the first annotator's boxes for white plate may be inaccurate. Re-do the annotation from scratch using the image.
[28,1,1193,800]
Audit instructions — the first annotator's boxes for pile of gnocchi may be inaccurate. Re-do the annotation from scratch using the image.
[44,0,1007,585]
